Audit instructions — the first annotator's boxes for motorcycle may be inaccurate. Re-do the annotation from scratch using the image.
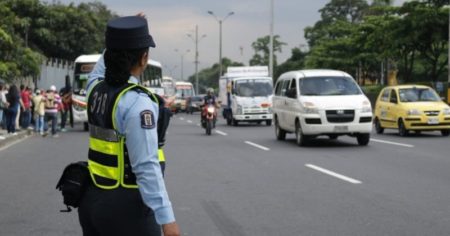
[201,104,217,135]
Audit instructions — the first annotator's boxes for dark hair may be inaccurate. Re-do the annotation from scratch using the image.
[20,84,25,90]
[104,47,148,86]
[7,85,20,104]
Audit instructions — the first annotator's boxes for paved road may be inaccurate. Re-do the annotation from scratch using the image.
[1,113,449,235]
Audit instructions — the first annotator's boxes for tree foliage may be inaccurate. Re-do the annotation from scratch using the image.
[249,35,286,67]
[300,0,448,83]
[187,58,244,94]
[0,0,116,82]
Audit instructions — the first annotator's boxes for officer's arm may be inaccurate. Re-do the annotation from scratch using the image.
[87,51,106,93]
[118,93,175,225]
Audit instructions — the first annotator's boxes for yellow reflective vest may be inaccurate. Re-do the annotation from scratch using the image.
[87,81,160,189]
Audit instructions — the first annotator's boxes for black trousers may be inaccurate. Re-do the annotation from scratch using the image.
[78,183,161,236]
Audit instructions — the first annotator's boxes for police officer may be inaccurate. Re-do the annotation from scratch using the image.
[78,15,180,236]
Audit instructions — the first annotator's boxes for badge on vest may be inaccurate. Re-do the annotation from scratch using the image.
[140,110,155,129]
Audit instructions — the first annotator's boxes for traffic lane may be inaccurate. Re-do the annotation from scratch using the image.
[371,129,449,154]
[238,131,450,234]
[0,128,87,236]
[175,114,450,197]
[165,117,450,235]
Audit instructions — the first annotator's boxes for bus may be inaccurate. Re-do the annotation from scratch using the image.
[72,54,163,130]
[172,81,195,112]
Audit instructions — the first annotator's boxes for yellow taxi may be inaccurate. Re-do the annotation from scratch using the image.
[374,85,450,136]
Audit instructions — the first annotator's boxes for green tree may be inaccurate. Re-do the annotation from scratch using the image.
[249,35,286,67]
[187,58,243,94]
[404,1,448,82]
[275,47,307,80]
[305,20,358,76]
[305,0,369,48]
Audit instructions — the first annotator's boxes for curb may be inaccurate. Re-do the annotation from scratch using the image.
[0,130,33,150]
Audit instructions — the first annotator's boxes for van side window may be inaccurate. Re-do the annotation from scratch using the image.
[390,90,398,103]
[381,89,390,102]
[281,80,291,97]
[274,81,282,96]
[290,79,296,90]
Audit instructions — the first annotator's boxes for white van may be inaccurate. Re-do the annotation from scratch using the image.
[273,69,373,146]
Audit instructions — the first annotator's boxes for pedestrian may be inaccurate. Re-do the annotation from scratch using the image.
[59,85,72,132]
[5,85,20,135]
[78,15,180,236]
[15,88,23,131]
[20,85,32,129]
[43,85,61,137]
[0,83,8,140]
[32,89,45,135]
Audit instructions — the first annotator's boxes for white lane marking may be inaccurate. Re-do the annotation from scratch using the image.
[215,130,228,136]
[187,120,193,123]
[179,117,185,121]
[306,164,362,184]
[0,135,32,152]
[371,138,414,148]
[196,124,201,127]
[244,141,270,151]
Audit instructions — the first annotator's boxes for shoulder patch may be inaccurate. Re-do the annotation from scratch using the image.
[140,110,155,129]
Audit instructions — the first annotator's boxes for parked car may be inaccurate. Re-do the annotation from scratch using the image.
[374,85,450,136]
[273,69,373,146]
[186,95,205,114]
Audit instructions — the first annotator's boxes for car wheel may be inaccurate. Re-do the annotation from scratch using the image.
[374,118,384,134]
[295,121,308,146]
[441,130,450,137]
[357,133,370,146]
[266,120,272,126]
[232,119,239,126]
[83,122,89,131]
[398,119,409,137]
[275,117,286,141]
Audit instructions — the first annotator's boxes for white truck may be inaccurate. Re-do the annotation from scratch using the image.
[219,66,274,126]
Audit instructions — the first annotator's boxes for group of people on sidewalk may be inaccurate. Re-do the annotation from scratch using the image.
[0,81,72,140]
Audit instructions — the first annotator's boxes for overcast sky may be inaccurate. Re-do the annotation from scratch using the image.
[51,0,406,79]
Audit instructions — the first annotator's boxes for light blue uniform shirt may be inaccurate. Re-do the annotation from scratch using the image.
[87,55,175,225]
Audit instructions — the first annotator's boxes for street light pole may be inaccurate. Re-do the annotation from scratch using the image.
[208,11,235,77]
[187,25,206,94]
[174,49,190,81]
[269,0,274,78]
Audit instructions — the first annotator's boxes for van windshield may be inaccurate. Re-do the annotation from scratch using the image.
[398,88,440,102]
[234,79,273,97]
[300,77,361,96]
[73,62,96,95]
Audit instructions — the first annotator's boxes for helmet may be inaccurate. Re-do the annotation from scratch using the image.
[50,85,56,91]
[207,88,214,94]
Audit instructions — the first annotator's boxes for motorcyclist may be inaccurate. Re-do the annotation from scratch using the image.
[201,88,218,127]
[203,88,217,106]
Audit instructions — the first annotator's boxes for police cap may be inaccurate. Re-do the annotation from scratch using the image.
[105,16,156,49]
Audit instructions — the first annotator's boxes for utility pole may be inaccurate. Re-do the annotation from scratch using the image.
[448,7,450,103]
[188,25,206,93]
[174,49,190,81]
[208,11,235,77]
[269,0,274,78]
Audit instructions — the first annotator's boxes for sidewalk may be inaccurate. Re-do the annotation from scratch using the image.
[0,129,33,150]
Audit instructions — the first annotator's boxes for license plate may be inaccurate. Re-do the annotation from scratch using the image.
[334,126,348,132]
[427,117,439,125]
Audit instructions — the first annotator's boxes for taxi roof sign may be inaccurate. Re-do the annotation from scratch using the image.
[226,66,269,77]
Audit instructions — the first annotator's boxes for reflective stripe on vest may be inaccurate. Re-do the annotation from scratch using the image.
[87,82,159,189]
[158,148,165,162]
